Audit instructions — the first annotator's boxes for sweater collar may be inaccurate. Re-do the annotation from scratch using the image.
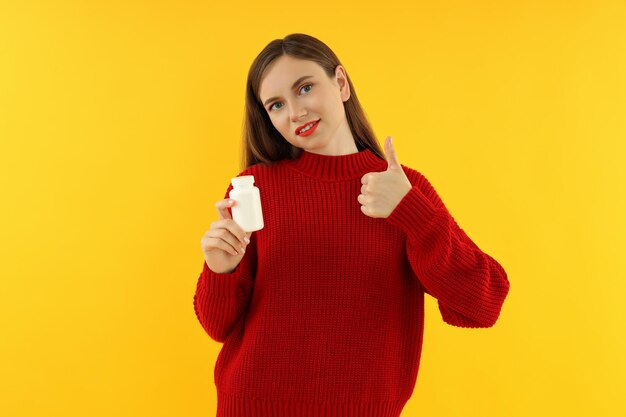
[285,147,385,181]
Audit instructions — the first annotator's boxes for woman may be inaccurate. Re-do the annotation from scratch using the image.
[194,33,510,417]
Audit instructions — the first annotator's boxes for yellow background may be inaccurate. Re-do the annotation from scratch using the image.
[1,1,625,416]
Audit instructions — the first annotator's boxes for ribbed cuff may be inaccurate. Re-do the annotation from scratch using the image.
[217,393,407,417]
[385,185,438,242]
[201,260,245,298]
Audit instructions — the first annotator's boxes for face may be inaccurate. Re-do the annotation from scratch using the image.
[258,55,357,156]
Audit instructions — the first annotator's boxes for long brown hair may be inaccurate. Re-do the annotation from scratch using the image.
[240,33,384,170]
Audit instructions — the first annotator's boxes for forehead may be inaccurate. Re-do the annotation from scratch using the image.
[259,56,325,98]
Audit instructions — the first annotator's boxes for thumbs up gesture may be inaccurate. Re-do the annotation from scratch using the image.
[358,136,413,218]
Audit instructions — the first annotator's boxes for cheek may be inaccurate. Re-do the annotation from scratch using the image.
[270,115,290,136]
[321,95,339,116]
[274,117,287,133]
[268,114,281,128]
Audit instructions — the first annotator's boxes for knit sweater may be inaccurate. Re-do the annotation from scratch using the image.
[193,147,510,417]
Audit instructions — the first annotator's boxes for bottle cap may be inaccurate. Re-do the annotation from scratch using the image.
[231,175,255,188]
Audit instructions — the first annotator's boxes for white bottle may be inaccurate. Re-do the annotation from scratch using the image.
[229,175,264,232]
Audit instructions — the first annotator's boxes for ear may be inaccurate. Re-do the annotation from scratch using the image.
[335,65,351,102]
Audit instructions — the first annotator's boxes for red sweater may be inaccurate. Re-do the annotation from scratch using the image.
[194,148,510,417]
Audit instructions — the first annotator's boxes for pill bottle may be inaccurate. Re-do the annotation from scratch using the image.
[229,175,264,232]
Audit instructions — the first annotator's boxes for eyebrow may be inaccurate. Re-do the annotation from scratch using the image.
[262,75,314,107]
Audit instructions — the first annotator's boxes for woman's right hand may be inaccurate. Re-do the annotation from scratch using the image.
[200,199,252,274]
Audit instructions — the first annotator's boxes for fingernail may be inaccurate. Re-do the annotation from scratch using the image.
[244,237,250,244]
[240,246,245,254]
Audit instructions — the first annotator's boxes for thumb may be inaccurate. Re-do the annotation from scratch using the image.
[385,136,401,171]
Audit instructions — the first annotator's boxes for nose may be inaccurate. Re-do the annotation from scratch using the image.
[289,102,307,123]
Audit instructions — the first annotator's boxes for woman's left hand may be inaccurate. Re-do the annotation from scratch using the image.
[358,136,412,218]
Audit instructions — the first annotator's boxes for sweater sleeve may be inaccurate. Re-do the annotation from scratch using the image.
[385,165,510,328]
[193,182,257,343]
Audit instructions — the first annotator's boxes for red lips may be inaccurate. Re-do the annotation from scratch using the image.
[295,119,320,135]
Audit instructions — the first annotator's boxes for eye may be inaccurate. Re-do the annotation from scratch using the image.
[269,102,283,111]
[268,84,314,112]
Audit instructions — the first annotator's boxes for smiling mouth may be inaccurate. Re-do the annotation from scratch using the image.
[296,119,320,135]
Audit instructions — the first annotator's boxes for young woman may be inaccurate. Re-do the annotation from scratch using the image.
[194,33,510,417]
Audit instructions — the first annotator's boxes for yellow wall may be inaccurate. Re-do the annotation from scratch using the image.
[1,1,625,416]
